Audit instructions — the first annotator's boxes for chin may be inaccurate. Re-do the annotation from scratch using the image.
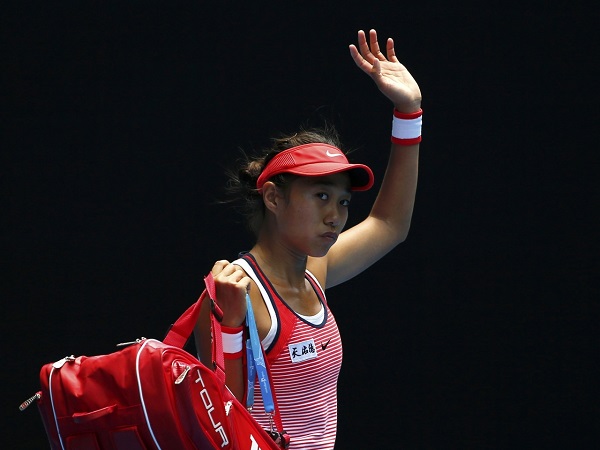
[309,246,333,258]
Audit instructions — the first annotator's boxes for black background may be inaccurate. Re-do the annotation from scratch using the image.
[3,1,598,449]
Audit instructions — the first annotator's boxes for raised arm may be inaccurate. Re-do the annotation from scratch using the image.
[319,29,423,288]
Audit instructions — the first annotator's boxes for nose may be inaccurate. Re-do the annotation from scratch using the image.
[324,213,338,229]
[324,205,346,229]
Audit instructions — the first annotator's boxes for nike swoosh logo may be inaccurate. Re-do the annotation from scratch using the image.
[321,339,331,350]
[326,150,344,157]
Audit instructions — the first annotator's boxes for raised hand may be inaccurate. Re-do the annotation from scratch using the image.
[349,29,422,113]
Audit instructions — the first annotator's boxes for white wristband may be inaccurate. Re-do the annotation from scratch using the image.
[391,108,423,145]
[222,328,244,355]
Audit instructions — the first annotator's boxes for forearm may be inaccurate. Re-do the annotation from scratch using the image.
[195,304,246,402]
[224,358,245,401]
[370,141,419,243]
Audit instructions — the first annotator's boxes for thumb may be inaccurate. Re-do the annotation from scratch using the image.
[370,59,382,77]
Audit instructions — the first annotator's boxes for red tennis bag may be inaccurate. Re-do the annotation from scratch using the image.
[21,273,288,450]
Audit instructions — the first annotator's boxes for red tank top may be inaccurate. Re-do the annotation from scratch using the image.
[235,254,343,450]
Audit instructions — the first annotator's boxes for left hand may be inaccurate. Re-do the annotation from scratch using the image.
[349,29,422,113]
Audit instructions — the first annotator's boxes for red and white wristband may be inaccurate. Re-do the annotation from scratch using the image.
[391,108,423,145]
[222,325,244,359]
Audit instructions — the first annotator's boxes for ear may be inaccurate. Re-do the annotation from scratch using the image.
[262,181,281,213]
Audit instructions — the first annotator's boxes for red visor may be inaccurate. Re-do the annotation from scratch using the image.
[256,143,374,192]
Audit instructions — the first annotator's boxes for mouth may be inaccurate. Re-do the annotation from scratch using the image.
[321,232,338,242]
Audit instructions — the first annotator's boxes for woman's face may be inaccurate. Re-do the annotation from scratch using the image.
[274,172,352,257]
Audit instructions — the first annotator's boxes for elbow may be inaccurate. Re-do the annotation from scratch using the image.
[394,221,413,246]
[396,231,409,246]
[385,228,409,250]
[371,215,412,247]
[394,219,412,245]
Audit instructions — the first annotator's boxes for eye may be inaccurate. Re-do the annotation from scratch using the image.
[340,198,351,207]
[317,192,329,200]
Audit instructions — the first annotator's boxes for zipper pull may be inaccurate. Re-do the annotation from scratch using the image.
[174,365,191,385]
[53,355,75,369]
[19,391,41,411]
[116,337,146,348]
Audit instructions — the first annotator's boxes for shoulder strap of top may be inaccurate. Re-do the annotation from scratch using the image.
[233,256,279,350]
[304,269,327,304]
[235,254,297,362]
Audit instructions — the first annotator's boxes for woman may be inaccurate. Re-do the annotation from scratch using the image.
[195,29,422,449]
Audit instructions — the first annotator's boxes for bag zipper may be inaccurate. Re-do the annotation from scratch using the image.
[116,337,146,348]
[19,353,76,412]
[19,391,42,411]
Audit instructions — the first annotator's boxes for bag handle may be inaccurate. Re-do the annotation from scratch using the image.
[163,272,226,382]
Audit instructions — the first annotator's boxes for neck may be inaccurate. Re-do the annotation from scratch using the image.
[249,243,308,290]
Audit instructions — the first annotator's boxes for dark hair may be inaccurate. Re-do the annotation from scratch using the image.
[225,124,343,236]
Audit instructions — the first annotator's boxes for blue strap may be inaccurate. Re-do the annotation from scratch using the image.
[245,342,255,407]
[245,293,274,413]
